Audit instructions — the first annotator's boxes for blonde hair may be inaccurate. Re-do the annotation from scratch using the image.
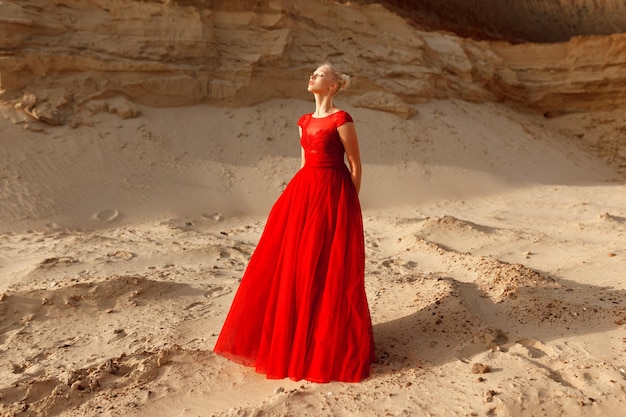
[322,63,351,95]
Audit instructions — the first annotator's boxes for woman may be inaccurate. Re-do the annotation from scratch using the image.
[214,63,375,383]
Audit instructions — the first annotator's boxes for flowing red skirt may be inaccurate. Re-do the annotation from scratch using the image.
[213,163,375,383]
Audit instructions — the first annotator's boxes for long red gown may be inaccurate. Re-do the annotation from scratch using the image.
[213,110,375,383]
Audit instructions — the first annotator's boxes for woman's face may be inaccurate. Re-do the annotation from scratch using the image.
[307,65,336,94]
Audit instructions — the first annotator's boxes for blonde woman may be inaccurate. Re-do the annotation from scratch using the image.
[214,64,375,383]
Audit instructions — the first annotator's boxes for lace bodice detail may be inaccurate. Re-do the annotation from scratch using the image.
[298,111,353,167]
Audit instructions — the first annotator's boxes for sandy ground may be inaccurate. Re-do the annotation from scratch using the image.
[1,98,625,416]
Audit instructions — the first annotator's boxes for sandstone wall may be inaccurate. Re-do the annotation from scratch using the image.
[1,0,625,125]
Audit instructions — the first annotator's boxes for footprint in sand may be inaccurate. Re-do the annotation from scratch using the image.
[107,251,135,260]
[38,257,79,268]
[203,212,224,222]
[94,209,121,222]
[204,285,232,299]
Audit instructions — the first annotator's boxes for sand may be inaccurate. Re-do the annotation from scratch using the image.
[1,98,625,416]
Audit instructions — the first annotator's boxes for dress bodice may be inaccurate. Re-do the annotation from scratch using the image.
[298,111,353,168]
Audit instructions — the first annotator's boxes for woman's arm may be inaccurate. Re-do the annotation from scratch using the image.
[299,126,306,168]
[338,122,362,194]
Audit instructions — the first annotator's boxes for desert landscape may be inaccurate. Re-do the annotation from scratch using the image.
[1,1,625,416]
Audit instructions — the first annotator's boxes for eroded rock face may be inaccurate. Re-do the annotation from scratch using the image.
[377,0,626,43]
[1,0,625,124]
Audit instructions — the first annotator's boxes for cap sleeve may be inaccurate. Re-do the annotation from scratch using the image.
[335,111,354,127]
[297,114,309,127]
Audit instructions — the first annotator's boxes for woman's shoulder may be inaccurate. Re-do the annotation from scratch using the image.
[297,113,311,126]
[333,109,353,126]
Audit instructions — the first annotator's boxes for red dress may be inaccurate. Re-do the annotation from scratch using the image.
[214,111,375,383]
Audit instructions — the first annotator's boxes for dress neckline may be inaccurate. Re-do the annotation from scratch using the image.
[311,110,344,119]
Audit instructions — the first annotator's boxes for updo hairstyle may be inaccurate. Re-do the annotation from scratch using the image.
[323,63,351,95]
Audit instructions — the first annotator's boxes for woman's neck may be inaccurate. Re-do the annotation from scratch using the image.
[313,94,335,117]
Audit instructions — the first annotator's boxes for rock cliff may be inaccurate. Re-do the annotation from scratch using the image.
[377,0,626,43]
[1,0,625,124]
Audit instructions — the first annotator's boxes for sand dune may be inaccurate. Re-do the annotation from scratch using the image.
[1,96,625,416]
